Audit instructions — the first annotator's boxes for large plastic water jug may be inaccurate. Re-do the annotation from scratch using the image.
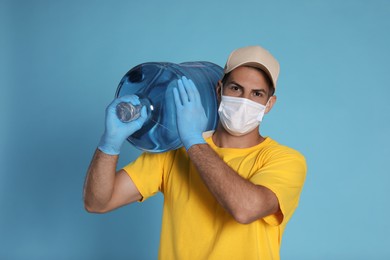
[115,61,223,153]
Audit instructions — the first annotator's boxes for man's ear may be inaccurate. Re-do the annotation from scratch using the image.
[265,95,277,114]
[216,80,222,102]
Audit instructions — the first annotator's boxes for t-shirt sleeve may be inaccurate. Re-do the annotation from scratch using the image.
[122,152,166,202]
[249,149,307,226]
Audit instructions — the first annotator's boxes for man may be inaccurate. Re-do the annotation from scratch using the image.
[84,46,307,259]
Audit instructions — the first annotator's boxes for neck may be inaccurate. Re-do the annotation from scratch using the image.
[212,124,265,148]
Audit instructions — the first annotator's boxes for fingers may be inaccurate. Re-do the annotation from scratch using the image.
[188,78,201,103]
[110,95,140,108]
[140,105,147,119]
[136,106,148,123]
[182,76,199,103]
[173,87,183,109]
[182,77,195,102]
[174,76,200,104]
[177,77,189,104]
[133,106,147,130]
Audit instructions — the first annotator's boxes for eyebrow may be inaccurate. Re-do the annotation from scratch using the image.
[253,89,267,93]
[228,81,244,89]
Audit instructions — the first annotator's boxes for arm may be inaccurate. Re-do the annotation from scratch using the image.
[83,95,147,213]
[173,77,279,224]
[187,144,279,224]
[83,149,142,213]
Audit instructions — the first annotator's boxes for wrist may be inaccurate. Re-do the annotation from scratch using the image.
[182,135,206,151]
[98,134,123,155]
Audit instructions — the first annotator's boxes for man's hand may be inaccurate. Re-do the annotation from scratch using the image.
[98,95,147,155]
[173,76,208,150]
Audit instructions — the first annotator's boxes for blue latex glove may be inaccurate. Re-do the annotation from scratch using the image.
[173,76,208,150]
[98,95,147,155]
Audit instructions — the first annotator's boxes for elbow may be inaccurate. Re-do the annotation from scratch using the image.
[84,200,108,214]
[84,201,97,213]
[231,204,274,224]
[230,208,259,225]
[232,212,257,225]
[231,194,280,224]
[232,206,280,225]
[84,203,96,213]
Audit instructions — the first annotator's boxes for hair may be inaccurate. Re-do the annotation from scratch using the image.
[221,67,275,97]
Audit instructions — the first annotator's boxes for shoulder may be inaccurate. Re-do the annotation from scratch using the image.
[261,138,306,165]
[252,138,307,186]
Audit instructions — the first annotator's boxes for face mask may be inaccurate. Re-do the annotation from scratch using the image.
[218,95,269,136]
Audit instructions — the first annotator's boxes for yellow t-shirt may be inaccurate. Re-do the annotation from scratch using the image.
[123,136,307,260]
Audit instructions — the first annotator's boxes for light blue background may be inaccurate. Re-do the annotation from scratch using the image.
[1,0,389,259]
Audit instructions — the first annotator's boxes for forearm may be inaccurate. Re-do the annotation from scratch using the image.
[187,144,278,224]
[83,149,118,212]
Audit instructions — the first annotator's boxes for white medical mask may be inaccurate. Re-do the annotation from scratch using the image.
[218,95,269,136]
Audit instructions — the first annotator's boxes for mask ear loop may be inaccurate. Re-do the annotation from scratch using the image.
[256,99,270,122]
[265,98,271,110]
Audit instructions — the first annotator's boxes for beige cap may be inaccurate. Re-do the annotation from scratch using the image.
[224,46,280,89]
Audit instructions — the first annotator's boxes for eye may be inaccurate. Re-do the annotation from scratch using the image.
[225,85,242,96]
[253,91,264,97]
[230,85,240,91]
